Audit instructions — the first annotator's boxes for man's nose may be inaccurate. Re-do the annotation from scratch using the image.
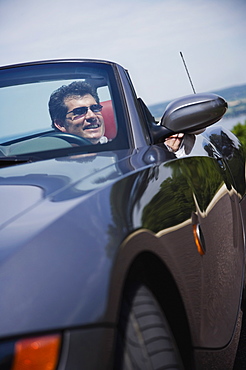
[85,107,97,118]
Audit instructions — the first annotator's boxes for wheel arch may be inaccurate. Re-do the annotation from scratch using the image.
[118,250,194,369]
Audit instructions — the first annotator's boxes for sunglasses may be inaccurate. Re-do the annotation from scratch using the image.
[66,104,103,120]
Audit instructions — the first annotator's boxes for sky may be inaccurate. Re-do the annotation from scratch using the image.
[1,0,246,105]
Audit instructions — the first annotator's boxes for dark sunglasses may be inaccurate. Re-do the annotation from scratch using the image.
[66,104,103,119]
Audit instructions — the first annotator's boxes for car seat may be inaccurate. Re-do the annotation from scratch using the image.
[101,100,117,140]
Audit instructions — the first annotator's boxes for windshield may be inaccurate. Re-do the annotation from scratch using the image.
[0,61,129,161]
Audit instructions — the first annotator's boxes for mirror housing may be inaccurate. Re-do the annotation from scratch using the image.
[151,93,228,143]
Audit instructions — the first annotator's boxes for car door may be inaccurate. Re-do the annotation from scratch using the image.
[132,131,245,349]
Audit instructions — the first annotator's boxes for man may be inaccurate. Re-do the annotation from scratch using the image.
[49,81,195,153]
[49,81,107,144]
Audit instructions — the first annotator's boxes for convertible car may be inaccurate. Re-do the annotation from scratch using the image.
[0,59,245,370]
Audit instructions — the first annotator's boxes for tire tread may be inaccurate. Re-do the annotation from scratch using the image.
[114,284,184,370]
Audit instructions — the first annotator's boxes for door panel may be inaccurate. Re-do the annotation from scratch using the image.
[133,134,244,348]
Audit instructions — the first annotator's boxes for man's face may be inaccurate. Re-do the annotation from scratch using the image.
[57,94,105,144]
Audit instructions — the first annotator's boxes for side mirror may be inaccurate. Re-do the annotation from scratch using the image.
[151,93,228,143]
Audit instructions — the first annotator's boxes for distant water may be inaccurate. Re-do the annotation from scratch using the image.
[215,114,246,131]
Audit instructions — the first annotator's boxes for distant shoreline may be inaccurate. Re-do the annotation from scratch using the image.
[218,113,246,131]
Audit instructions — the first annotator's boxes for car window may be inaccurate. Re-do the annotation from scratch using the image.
[0,62,129,160]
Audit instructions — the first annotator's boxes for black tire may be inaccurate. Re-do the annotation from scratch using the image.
[115,283,184,370]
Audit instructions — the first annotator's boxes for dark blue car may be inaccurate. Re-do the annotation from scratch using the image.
[0,59,245,370]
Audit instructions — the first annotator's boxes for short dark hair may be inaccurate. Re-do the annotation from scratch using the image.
[48,81,100,128]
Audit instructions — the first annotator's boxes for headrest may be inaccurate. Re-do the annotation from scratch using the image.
[101,100,117,140]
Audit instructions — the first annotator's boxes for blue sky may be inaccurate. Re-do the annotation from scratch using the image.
[1,0,246,105]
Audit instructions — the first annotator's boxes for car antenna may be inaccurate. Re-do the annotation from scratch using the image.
[180,51,196,94]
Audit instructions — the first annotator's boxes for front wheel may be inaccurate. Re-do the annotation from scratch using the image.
[114,283,184,370]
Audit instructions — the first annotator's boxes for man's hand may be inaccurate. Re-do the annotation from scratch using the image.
[164,133,184,152]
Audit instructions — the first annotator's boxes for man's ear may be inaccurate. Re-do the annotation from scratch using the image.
[54,120,67,132]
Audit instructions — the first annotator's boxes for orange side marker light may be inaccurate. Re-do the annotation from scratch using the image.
[11,334,61,370]
[193,224,206,256]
